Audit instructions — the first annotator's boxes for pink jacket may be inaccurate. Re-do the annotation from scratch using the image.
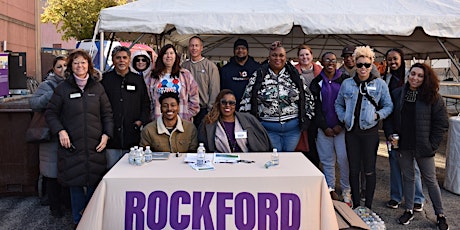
[148,68,200,121]
[295,62,322,77]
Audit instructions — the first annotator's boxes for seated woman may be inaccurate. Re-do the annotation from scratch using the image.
[199,89,272,152]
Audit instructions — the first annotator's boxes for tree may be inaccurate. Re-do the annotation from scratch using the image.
[41,0,128,41]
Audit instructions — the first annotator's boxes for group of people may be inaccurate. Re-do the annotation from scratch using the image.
[31,36,449,230]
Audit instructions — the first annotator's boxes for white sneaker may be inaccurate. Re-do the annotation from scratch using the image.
[343,191,352,207]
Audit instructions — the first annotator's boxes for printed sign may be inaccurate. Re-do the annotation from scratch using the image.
[0,53,8,97]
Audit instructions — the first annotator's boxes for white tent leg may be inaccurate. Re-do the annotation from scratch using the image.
[100,32,104,72]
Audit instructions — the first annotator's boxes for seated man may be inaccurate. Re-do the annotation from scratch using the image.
[140,92,198,152]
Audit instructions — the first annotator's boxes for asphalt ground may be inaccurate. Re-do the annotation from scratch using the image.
[0,116,459,229]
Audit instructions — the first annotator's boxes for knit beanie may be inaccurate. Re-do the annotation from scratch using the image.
[234,39,249,50]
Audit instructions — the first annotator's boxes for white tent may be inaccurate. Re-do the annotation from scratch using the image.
[95,0,460,68]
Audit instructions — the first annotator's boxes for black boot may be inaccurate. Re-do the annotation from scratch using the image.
[47,178,63,218]
[40,176,49,206]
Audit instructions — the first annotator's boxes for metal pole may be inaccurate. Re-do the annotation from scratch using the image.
[437,38,460,74]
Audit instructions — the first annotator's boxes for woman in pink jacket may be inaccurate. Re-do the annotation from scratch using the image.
[148,44,200,121]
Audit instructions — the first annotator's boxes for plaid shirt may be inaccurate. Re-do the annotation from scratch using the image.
[148,68,200,121]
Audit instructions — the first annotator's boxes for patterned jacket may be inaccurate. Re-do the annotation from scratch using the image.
[148,69,200,121]
[239,62,314,130]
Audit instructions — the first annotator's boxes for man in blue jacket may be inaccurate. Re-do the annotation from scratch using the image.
[220,38,260,110]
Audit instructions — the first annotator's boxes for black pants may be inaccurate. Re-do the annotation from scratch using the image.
[345,130,379,208]
[304,124,320,169]
[46,177,71,212]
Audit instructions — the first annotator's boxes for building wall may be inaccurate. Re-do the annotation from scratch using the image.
[41,23,77,50]
[39,0,77,50]
[0,0,37,77]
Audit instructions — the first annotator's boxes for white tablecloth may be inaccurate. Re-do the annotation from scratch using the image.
[78,152,338,230]
[445,116,460,195]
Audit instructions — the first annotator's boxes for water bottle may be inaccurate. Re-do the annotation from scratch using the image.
[139,147,145,163]
[128,147,135,165]
[197,143,206,166]
[144,146,153,162]
[271,148,279,165]
[134,148,143,166]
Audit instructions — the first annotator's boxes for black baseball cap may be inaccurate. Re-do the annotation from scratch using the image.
[341,45,355,57]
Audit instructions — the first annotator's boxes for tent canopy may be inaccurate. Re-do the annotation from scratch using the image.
[96,0,460,61]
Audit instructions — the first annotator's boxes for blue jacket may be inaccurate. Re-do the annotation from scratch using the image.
[335,75,393,131]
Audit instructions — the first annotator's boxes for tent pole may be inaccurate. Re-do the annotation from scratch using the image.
[104,33,116,72]
[100,32,104,72]
[128,33,146,49]
[437,38,460,74]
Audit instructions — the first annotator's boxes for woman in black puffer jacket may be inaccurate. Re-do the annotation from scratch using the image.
[45,49,113,225]
[384,63,449,229]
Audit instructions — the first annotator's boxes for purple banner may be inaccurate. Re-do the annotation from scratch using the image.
[125,190,301,230]
[0,53,8,97]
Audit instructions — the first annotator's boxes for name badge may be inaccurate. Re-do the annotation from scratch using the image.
[127,85,136,91]
[367,86,376,91]
[235,130,247,139]
[70,93,81,98]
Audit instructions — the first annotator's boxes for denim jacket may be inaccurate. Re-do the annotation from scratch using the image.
[335,76,393,131]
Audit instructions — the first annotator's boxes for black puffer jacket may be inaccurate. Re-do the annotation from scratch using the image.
[384,84,448,158]
[45,75,114,187]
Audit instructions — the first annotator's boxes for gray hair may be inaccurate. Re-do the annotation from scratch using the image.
[111,46,131,57]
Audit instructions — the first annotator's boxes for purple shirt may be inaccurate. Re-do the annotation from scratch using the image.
[222,121,242,152]
[320,70,342,128]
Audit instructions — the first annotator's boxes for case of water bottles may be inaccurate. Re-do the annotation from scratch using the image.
[127,146,152,166]
[354,206,386,230]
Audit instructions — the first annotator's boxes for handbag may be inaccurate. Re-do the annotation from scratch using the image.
[294,130,310,152]
[26,80,56,143]
[26,111,51,143]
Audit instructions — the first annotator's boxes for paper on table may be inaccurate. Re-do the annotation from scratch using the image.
[188,161,215,171]
[213,153,240,163]
[184,153,213,163]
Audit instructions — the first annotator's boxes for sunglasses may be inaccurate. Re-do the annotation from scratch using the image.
[220,100,237,106]
[135,58,147,63]
[356,63,372,68]
[324,59,337,64]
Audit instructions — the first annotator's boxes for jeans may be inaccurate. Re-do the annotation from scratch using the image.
[316,129,349,192]
[70,186,96,224]
[388,149,425,203]
[106,149,129,169]
[261,118,300,152]
[398,150,444,215]
[346,130,379,209]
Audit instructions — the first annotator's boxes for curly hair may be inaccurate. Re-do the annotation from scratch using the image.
[65,49,96,78]
[353,46,375,63]
[203,89,235,124]
[409,63,440,104]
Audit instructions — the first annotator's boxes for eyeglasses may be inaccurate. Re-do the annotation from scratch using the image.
[356,63,372,68]
[135,58,146,63]
[220,100,237,106]
[324,59,337,64]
